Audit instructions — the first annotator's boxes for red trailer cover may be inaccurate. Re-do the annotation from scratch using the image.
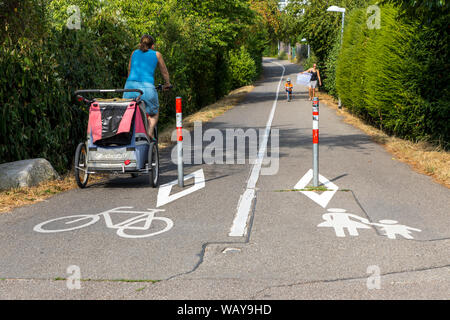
[87,101,147,145]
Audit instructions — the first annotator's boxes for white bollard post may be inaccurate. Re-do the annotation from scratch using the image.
[176,97,184,187]
[312,97,319,187]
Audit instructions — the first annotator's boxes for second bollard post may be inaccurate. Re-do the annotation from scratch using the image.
[312,97,319,187]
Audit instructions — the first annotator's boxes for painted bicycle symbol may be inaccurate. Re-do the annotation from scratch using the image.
[33,207,173,239]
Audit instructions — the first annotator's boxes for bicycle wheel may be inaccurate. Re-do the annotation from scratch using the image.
[116,216,173,238]
[33,214,100,233]
[74,142,89,188]
[148,142,159,188]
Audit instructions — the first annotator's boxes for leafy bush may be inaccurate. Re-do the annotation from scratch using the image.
[302,53,317,71]
[263,43,279,57]
[322,37,340,98]
[0,37,74,172]
[335,4,449,146]
[229,46,258,88]
[277,50,288,60]
[336,9,370,118]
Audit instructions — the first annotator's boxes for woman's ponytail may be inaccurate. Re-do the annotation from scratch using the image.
[139,35,155,52]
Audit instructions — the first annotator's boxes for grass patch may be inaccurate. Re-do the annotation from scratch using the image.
[53,277,160,284]
[275,187,333,192]
[275,188,351,192]
[316,91,450,188]
[107,279,160,284]
[303,186,332,192]
[0,172,108,214]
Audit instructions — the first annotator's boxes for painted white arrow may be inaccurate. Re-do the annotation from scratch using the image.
[156,169,205,207]
[294,169,339,208]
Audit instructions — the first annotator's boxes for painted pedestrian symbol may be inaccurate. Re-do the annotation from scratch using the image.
[318,208,422,240]
[317,208,371,237]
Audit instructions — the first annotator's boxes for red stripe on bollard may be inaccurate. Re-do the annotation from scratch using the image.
[176,127,183,141]
[176,97,182,114]
[313,129,319,144]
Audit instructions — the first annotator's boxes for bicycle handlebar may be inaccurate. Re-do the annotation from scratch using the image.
[74,89,144,104]
[156,84,173,91]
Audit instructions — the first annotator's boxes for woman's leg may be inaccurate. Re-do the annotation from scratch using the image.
[308,87,312,100]
[147,112,159,140]
[143,84,160,140]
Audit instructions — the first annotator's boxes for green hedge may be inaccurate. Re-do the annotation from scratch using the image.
[335,4,449,146]
[0,0,267,172]
[322,37,340,97]
[229,46,258,88]
[0,37,71,172]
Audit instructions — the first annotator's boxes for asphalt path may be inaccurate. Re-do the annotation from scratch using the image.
[0,58,448,299]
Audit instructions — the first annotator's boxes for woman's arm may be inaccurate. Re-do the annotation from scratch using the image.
[127,50,135,78]
[317,69,322,86]
[302,68,312,74]
[156,52,171,88]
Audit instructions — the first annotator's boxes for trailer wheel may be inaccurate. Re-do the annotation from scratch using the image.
[148,142,159,188]
[74,142,89,188]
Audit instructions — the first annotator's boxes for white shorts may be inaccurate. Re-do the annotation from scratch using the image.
[309,80,317,89]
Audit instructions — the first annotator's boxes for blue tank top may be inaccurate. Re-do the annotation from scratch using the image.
[127,49,158,84]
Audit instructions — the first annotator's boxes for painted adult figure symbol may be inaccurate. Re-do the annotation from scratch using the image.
[318,208,372,237]
[371,219,421,239]
[318,209,422,239]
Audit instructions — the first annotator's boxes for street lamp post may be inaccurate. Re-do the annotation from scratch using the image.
[327,5,346,109]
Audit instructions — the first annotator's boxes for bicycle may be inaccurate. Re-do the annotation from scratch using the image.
[33,206,173,239]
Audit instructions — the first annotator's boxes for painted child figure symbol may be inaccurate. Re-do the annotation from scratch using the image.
[371,219,421,240]
[318,209,422,240]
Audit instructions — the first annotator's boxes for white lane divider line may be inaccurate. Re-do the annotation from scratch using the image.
[157,169,205,207]
[294,169,339,208]
[229,61,285,237]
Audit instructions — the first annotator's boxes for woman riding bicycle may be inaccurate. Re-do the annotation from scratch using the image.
[123,35,171,140]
